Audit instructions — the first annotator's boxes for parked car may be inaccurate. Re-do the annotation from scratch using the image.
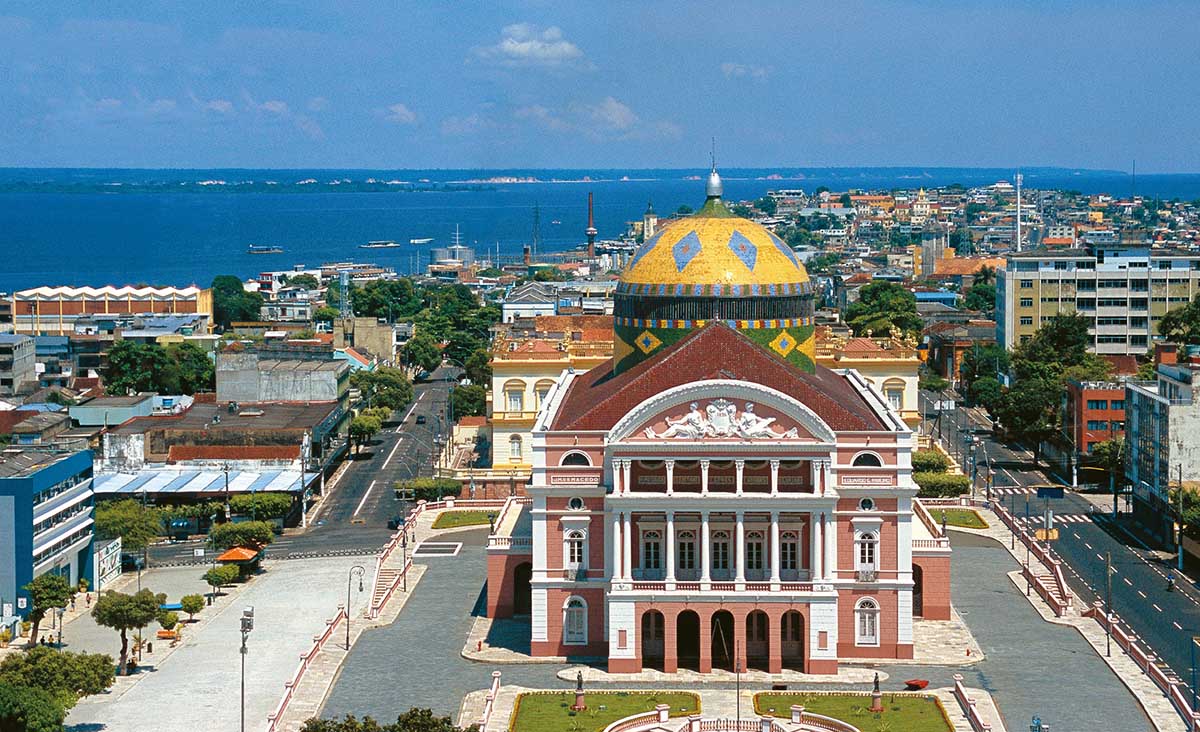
[415,414,427,424]
[387,516,404,530]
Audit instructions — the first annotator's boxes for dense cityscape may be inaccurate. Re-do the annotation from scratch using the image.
[6,4,1200,732]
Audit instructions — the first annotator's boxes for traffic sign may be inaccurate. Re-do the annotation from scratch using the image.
[1035,528,1059,541]
[193,548,206,558]
[1036,486,1065,500]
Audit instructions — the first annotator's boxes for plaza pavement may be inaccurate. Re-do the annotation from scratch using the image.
[65,556,371,732]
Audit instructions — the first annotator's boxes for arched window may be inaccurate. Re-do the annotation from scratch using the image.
[855,598,879,646]
[855,531,878,571]
[560,451,591,466]
[534,379,556,407]
[503,379,526,413]
[563,596,588,645]
[565,530,586,568]
[851,452,883,467]
[882,379,906,411]
[509,434,523,462]
[642,530,662,571]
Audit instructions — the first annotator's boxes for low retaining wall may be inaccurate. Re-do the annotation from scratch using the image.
[265,605,347,732]
[952,674,992,731]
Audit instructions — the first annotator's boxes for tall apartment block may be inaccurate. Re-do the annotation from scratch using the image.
[997,242,1200,355]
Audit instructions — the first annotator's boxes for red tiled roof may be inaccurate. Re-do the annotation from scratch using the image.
[1102,354,1140,376]
[840,338,886,354]
[167,445,301,461]
[217,546,262,562]
[0,410,37,433]
[458,416,488,427]
[552,323,885,432]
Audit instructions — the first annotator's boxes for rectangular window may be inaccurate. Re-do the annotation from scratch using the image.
[1087,420,1109,431]
[1020,280,1034,288]
[782,542,798,571]
[746,541,763,571]
[643,539,661,570]
[1020,317,1033,326]
[1020,298,1034,307]
[712,540,729,570]
[1111,400,1125,411]
[678,540,696,570]
[1086,400,1108,410]
[1112,421,1125,431]
[506,391,523,412]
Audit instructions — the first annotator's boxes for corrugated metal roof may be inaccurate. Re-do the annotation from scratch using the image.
[93,469,314,495]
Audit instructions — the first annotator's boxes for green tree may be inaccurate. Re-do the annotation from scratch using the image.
[180,594,205,622]
[531,267,569,282]
[403,332,442,372]
[229,493,293,521]
[1159,294,1200,344]
[969,376,1004,414]
[844,282,922,337]
[94,498,161,552]
[211,275,264,328]
[168,342,215,394]
[104,340,179,395]
[314,305,341,322]
[731,203,753,218]
[755,196,778,215]
[676,204,694,215]
[1091,438,1126,491]
[0,683,65,732]
[805,252,839,273]
[450,385,487,418]
[913,472,971,498]
[350,415,383,453]
[837,193,852,209]
[287,273,320,289]
[1169,486,1200,540]
[22,574,74,647]
[156,611,179,631]
[959,343,1009,391]
[0,645,114,709]
[351,366,414,410]
[91,589,161,675]
[911,449,950,474]
[395,478,461,503]
[996,376,1061,464]
[208,520,274,550]
[463,349,491,386]
[300,708,479,732]
[203,564,240,592]
[352,279,423,320]
[962,283,996,315]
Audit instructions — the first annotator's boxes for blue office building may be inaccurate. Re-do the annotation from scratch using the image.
[0,448,94,628]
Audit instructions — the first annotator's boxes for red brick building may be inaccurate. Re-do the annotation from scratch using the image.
[1063,380,1126,457]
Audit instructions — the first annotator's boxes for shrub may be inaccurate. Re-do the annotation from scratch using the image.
[914,472,971,498]
[396,477,461,503]
[209,520,274,550]
[156,611,179,631]
[203,564,241,590]
[911,449,950,474]
[229,493,293,521]
[180,594,205,621]
[919,374,950,392]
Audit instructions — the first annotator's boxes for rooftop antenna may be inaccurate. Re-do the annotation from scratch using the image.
[585,192,597,259]
[1015,170,1023,253]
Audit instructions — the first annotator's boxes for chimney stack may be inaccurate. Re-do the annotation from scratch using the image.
[522,244,532,266]
[585,191,598,259]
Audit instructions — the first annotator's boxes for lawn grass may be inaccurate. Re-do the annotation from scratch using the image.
[755,692,952,732]
[510,691,699,732]
[930,507,988,529]
[431,510,494,529]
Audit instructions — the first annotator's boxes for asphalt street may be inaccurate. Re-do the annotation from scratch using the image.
[923,387,1200,700]
[147,365,460,566]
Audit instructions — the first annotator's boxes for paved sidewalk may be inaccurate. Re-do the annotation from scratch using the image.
[66,556,372,732]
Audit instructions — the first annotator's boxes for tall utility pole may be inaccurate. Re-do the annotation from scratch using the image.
[1015,171,1023,252]
[1105,552,1113,657]
[531,203,542,261]
[1179,464,1186,572]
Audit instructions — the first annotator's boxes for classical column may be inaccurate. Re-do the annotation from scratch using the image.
[823,511,835,581]
[613,460,623,495]
[735,511,746,584]
[770,511,781,584]
[770,459,780,496]
[735,460,745,496]
[700,511,711,585]
[820,459,831,496]
[665,460,675,496]
[768,610,783,674]
[700,459,710,496]
[612,512,623,580]
[623,511,633,579]
[623,460,633,496]
[698,609,713,674]
[810,513,822,581]
[665,511,676,584]
[663,610,678,674]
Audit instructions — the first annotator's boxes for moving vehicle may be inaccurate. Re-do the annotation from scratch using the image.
[247,244,284,254]
[410,237,433,245]
[360,240,401,249]
[415,414,427,424]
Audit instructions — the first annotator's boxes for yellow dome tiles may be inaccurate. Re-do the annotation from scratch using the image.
[620,215,810,291]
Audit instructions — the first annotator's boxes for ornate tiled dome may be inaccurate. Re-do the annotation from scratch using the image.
[613,169,815,374]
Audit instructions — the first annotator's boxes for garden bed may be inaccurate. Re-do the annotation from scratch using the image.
[754,691,952,732]
[510,691,699,732]
[929,507,988,529]
[431,510,494,529]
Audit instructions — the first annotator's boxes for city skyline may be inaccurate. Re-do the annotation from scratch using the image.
[3,1,1200,171]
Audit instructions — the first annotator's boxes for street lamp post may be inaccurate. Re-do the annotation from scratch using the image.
[345,565,365,650]
[1191,636,1200,712]
[240,606,254,732]
[401,532,409,593]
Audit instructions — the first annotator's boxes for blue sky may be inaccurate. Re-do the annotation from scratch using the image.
[2,1,1199,171]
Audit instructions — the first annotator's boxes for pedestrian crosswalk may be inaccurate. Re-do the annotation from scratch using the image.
[1014,513,1094,525]
[992,486,1039,496]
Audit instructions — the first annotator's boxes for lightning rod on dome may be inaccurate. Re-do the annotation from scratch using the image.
[705,137,723,200]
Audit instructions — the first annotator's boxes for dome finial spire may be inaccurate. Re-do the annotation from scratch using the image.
[705,137,723,199]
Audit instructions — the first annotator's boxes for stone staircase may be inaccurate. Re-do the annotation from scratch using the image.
[372,568,400,608]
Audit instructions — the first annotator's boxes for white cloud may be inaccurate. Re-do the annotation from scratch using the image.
[516,96,676,142]
[384,102,417,125]
[474,23,587,68]
[440,113,489,136]
[578,96,637,131]
[205,98,234,114]
[94,97,122,112]
[307,96,329,112]
[514,104,569,131]
[260,99,289,115]
[295,115,324,140]
[721,61,771,81]
[146,98,177,115]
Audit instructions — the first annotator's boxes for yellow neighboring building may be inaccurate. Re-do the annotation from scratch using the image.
[490,315,613,468]
[815,326,921,428]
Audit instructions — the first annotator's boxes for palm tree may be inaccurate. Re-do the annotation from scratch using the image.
[975,265,996,286]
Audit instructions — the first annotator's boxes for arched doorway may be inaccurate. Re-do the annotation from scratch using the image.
[512,563,532,615]
[676,610,701,671]
[781,610,804,671]
[710,610,735,671]
[641,610,666,671]
[746,610,770,671]
[913,564,924,617]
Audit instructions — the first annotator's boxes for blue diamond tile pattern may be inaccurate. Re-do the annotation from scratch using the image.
[672,231,702,272]
[629,230,665,268]
[728,231,758,271]
[767,232,802,267]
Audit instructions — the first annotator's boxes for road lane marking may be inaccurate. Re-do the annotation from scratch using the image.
[1153,604,1163,612]
[383,437,405,469]
[353,480,377,517]
[1124,577,1133,586]
[1175,621,1184,630]
[1138,590,1148,599]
